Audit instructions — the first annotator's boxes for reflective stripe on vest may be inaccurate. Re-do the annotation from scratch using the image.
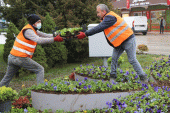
[103,11,133,47]
[13,46,34,56]
[110,24,129,42]
[16,38,36,48]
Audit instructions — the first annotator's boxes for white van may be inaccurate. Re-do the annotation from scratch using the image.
[123,16,148,35]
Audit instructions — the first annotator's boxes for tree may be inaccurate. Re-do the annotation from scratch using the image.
[41,13,68,68]
[1,0,114,29]
[3,22,19,63]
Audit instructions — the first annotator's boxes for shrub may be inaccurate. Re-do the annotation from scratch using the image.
[12,96,31,109]
[42,42,68,68]
[65,38,89,63]
[3,22,19,63]
[41,13,68,68]
[107,56,124,66]
[137,44,149,54]
[0,86,18,102]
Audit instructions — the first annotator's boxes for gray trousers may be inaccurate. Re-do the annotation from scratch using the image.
[110,37,146,79]
[0,54,44,87]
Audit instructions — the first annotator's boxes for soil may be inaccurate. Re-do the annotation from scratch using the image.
[31,88,139,95]
[151,75,170,88]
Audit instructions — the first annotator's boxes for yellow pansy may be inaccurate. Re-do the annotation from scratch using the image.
[22,84,25,88]
[44,79,48,82]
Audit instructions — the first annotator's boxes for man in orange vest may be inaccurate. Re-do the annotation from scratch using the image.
[0,14,63,87]
[77,4,148,84]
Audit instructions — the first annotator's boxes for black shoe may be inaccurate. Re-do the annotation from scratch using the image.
[110,74,117,83]
[110,74,117,78]
[139,75,148,84]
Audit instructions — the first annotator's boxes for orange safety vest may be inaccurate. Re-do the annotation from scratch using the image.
[103,11,133,47]
[10,24,37,58]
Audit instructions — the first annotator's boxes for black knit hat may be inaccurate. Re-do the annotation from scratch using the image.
[27,14,41,25]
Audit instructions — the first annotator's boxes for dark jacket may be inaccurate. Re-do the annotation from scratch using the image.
[85,14,134,48]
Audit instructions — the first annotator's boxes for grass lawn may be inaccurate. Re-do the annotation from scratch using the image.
[0,44,167,92]
[0,44,7,72]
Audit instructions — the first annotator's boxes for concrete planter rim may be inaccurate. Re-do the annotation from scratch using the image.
[31,90,134,112]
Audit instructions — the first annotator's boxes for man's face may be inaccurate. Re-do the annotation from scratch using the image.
[96,7,106,20]
[33,20,41,27]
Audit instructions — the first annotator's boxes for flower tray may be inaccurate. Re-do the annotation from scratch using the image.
[31,90,134,112]
[74,73,108,83]
[0,100,11,113]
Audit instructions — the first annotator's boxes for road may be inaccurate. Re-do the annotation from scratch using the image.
[135,32,170,56]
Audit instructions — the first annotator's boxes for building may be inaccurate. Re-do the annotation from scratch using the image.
[112,0,170,32]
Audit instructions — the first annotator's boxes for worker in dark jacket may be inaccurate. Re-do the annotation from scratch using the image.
[0,14,63,87]
[77,4,148,84]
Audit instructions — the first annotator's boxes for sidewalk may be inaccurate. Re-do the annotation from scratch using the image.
[147,31,170,35]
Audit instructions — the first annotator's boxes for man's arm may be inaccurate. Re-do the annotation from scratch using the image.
[24,29,54,44]
[36,30,53,38]
[85,15,117,36]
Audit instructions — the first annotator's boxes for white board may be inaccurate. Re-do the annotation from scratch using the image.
[88,24,113,57]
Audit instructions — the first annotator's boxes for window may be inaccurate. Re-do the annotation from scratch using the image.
[133,12,142,16]
[151,10,165,24]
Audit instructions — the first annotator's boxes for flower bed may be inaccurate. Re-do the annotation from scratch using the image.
[11,56,170,112]
[30,76,143,112]
[149,56,170,87]
[74,64,111,80]
[74,73,108,83]
[105,84,170,112]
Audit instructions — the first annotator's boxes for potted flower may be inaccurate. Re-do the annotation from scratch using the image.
[0,86,18,112]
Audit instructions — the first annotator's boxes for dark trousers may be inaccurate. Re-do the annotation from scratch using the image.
[160,26,164,34]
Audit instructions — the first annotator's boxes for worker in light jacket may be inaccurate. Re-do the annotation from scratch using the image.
[160,17,166,34]
[77,4,148,84]
[0,14,63,87]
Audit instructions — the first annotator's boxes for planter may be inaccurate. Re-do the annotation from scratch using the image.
[0,100,11,113]
[74,73,109,83]
[31,90,134,112]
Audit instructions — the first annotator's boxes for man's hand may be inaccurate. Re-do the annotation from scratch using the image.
[54,35,63,42]
[76,32,86,39]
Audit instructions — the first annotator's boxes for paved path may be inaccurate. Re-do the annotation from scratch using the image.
[0,32,7,44]
[135,32,170,56]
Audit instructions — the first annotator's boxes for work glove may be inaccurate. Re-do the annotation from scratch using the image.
[76,32,86,39]
[54,35,63,42]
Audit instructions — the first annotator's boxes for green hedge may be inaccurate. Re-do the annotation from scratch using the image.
[166,10,170,24]
[65,38,89,63]
[148,5,168,10]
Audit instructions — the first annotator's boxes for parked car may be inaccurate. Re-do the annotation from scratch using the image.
[123,16,148,35]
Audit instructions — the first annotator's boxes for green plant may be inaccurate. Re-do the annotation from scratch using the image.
[74,64,110,80]
[0,86,18,102]
[3,22,19,63]
[30,73,142,94]
[107,56,124,66]
[12,96,31,109]
[137,44,149,54]
[107,85,170,113]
